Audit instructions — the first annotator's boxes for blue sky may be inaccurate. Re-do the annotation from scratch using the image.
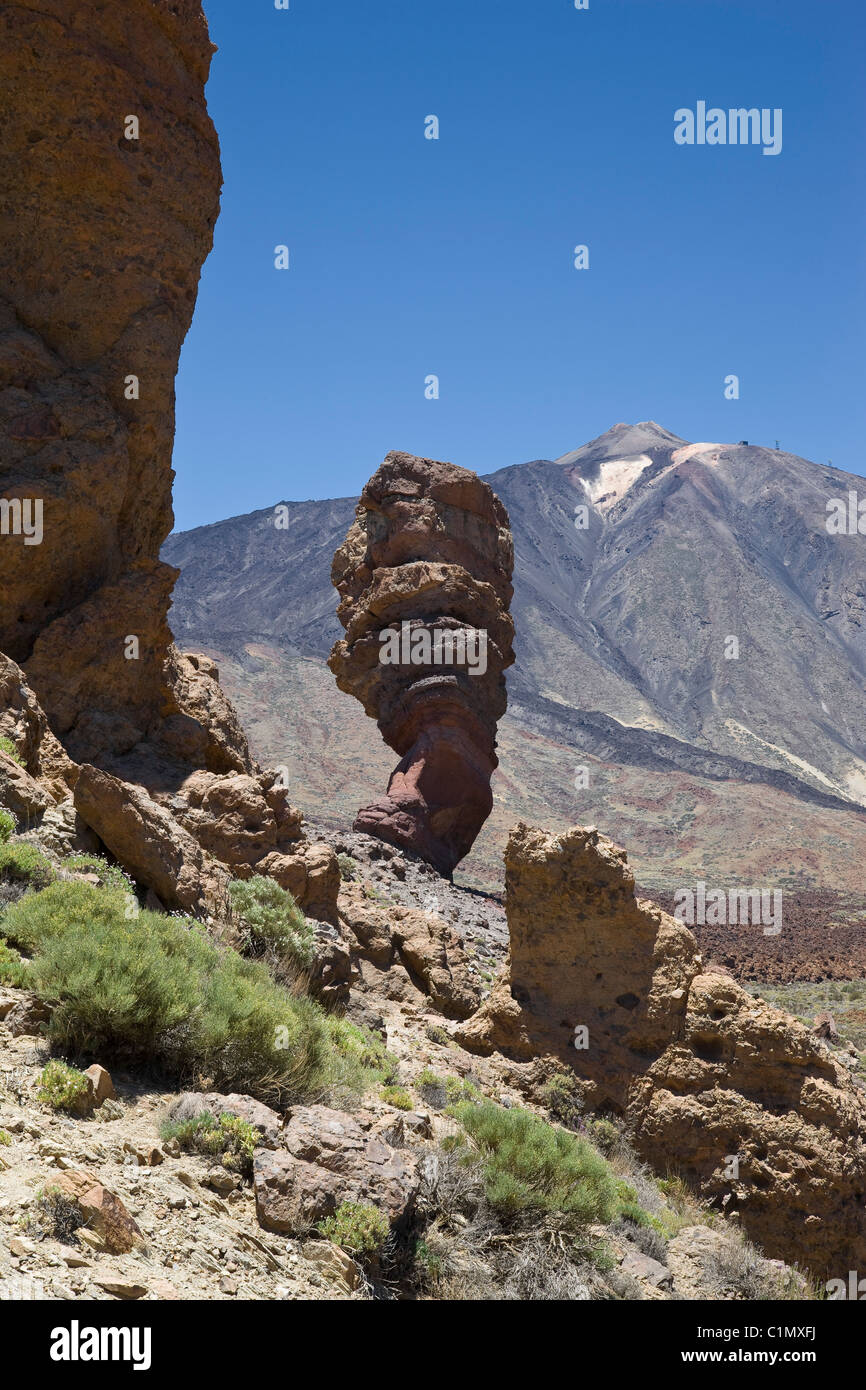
[172,0,866,531]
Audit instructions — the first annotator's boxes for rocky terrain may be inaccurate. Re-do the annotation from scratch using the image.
[2,0,865,1308]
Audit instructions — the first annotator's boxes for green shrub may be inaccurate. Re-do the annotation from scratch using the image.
[229,875,315,972]
[36,1059,92,1114]
[0,1129,11,1146]
[0,940,27,987]
[318,1200,389,1260]
[584,1115,623,1157]
[0,737,23,766]
[324,1015,398,1098]
[160,1111,259,1178]
[450,1101,619,1227]
[415,1067,448,1109]
[0,880,372,1107]
[0,842,53,891]
[336,854,356,881]
[380,1085,413,1110]
[445,1075,480,1105]
[60,853,134,896]
[0,809,15,843]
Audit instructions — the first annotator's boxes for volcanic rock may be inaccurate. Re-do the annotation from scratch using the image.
[254,1105,419,1233]
[0,0,234,773]
[458,821,866,1277]
[73,764,232,918]
[329,452,514,876]
[338,879,481,1018]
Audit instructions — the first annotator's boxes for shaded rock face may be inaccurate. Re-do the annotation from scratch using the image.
[329,452,514,876]
[0,0,226,770]
[458,822,866,1278]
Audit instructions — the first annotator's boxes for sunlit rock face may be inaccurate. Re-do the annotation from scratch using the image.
[0,0,226,768]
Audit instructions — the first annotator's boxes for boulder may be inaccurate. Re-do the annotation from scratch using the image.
[47,1171,145,1255]
[83,1065,115,1107]
[338,880,480,1018]
[254,1105,418,1232]
[73,764,231,917]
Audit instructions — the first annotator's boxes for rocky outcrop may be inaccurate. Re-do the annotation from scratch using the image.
[0,0,230,771]
[73,765,233,919]
[338,880,481,1019]
[0,654,76,807]
[458,821,866,1278]
[329,452,514,877]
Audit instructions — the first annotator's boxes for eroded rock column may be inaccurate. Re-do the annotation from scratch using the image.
[0,0,225,767]
[458,821,866,1277]
[329,452,514,876]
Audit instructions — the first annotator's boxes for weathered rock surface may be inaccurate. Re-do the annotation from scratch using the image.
[329,452,514,877]
[0,1,226,769]
[0,654,75,806]
[73,764,232,918]
[47,1171,145,1255]
[254,1105,419,1232]
[338,880,481,1019]
[458,821,866,1277]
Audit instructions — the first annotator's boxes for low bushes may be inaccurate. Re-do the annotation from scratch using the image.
[228,875,315,973]
[318,1200,390,1262]
[160,1112,259,1178]
[60,852,134,896]
[0,809,15,843]
[380,1085,413,1110]
[0,940,26,987]
[448,1101,621,1227]
[0,880,381,1108]
[0,841,54,891]
[36,1059,92,1114]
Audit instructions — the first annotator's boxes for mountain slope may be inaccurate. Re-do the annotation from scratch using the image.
[163,424,866,892]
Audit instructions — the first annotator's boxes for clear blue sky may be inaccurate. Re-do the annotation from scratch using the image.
[172,0,866,531]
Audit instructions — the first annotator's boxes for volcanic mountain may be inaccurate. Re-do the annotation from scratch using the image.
[163,423,866,907]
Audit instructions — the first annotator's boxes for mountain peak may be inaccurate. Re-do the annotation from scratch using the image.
[555,421,688,468]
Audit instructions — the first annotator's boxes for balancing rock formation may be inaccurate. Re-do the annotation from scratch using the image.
[458,822,866,1278]
[328,452,514,877]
